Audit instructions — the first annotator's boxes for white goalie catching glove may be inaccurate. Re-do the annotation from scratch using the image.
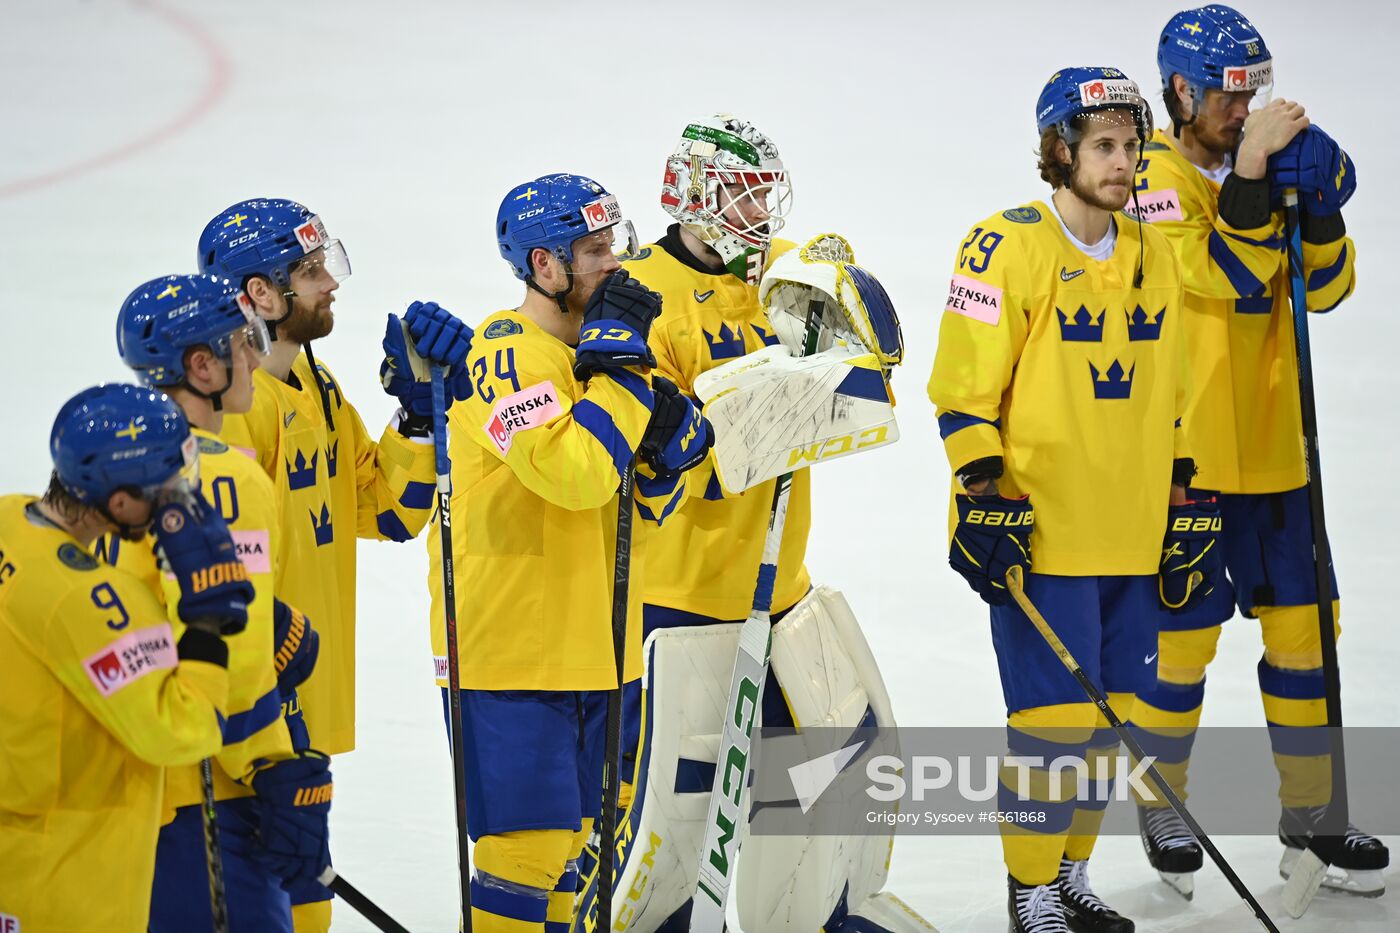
[692,234,905,493]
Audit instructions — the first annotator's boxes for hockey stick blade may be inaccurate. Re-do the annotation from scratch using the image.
[1281,848,1328,918]
[320,868,411,933]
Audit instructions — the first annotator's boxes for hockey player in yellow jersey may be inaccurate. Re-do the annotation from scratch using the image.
[1130,6,1385,900]
[929,68,1209,933]
[0,384,247,932]
[113,273,330,932]
[425,173,712,933]
[198,198,474,929]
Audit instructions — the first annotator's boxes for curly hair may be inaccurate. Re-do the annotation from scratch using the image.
[1036,125,1075,189]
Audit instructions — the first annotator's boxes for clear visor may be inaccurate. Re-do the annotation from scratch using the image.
[151,434,202,506]
[291,240,352,284]
[207,294,272,365]
[567,220,640,275]
[1068,97,1156,144]
[713,170,793,246]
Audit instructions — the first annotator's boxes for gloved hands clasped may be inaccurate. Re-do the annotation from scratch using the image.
[1267,125,1356,215]
[573,270,662,380]
[381,300,474,419]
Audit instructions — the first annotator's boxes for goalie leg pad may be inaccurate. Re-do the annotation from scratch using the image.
[737,586,937,933]
[575,623,746,932]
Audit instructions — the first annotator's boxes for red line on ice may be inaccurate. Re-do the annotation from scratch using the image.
[0,0,231,200]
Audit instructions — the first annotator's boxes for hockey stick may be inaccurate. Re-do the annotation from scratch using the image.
[319,867,411,933]
[1278,189,1350,919]
[431,365,473,930]
[691,301,825,933]
[597,460,636,932]
[199,757,230,933]
[1005,565,1280,933]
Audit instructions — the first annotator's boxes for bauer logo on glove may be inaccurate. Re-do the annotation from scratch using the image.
[1159,497,1222,613]
[948,494,1033,606]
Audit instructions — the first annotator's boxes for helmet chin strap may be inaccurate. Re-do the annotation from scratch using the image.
[525,252,577,316]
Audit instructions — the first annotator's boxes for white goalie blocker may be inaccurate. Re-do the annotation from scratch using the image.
[692,234,905,493]
[608,588,937,932]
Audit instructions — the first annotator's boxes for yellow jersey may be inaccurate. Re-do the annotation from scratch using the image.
[222,351,435,754]
[622,228,811,619]
[427,310,683,691]
[1134,130,1357,493]
[100,428,294,813]
[0,495,228,932]
[928,200,1189,575]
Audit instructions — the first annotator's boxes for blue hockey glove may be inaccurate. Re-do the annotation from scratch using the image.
[639,375,713,476]
[949,494,1033,607]
[153,494,253,635]
[272,598,318,693]
[573,270,661,380]
[251,751,333,884]
[1159,497,1222,613]
[381,313,472,418]
[403,300,474,368]
[1268,125,1356,215]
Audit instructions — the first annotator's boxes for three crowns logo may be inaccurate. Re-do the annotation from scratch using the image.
[1090,360,1135,400]
[1057,306,1105,343]
[703,324,746,361]
[1127,306,1165,342]
[287,449,318,490]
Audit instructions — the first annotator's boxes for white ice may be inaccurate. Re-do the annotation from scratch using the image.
[2,1,1396,930]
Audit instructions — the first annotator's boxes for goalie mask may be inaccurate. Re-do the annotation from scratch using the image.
[660,114,793,285]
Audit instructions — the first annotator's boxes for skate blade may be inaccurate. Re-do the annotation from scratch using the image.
[1280,847,1385,915]
[1157,870,1194,901]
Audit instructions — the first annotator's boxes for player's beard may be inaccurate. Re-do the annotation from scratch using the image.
[1069,167,1131,212]
[1194,119,1244,159]
[279,299,335,344]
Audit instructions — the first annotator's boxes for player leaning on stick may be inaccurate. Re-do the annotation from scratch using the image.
[0,384,247,932]
[197,199,474,930]
[424,173,711,933]
[929,68,1213,933]
[1128,4,1385,900]
[113,274,326,932]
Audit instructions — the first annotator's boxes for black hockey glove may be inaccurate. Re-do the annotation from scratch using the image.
[949,494,1033,607]
[573,270,661,380]
[1159,497,1222,613]
[639,376,714,476]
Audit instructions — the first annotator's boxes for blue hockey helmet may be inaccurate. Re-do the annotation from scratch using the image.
[116,274,270,409]
[1036,66,1155,143]
[50,384,197,507]
[198,198,351,289]
[496,174,638,282]
[1158,6,1273,124]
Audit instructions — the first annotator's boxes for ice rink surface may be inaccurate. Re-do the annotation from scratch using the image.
[2,1,1397,929]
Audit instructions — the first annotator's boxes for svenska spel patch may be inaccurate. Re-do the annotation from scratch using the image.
[483,381,563,454]
[232,529,271,574]
[945,274,1003,325]
[294,216,329,252]
[581,194,623,231]
[83,624,178,697]
[1129,188,1184,223]
[1222,60,1272,92]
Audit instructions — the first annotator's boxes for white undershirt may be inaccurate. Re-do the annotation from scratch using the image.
[1049,194,1117,262]
[1196,153,1233,185]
